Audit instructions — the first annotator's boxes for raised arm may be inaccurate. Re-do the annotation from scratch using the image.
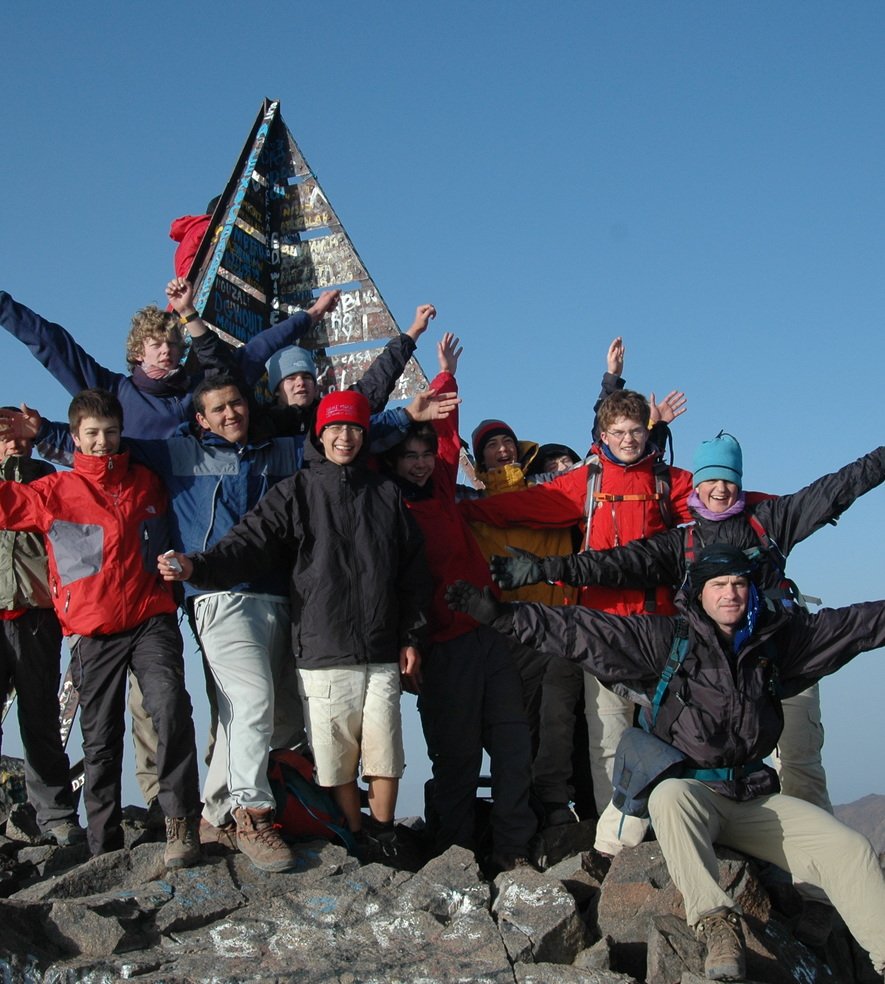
[650,390,687,426]
[0,291,124,396]
[234,291,340,386]
[0,405,75,466]
[352,304,434,412]
[430,332,463,480]
[171,279,340,386]
[591,337,626,441]
[365,386,461,456]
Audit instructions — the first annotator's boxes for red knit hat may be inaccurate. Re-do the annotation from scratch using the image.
[315,390,371,436]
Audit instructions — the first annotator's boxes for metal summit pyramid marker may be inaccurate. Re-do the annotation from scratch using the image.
[186,98,428,400]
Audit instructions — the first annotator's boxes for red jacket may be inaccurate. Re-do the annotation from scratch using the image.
[459,445,694,616]
[0,450,177,636]
[169,213,212,279]
[395,372,497,643]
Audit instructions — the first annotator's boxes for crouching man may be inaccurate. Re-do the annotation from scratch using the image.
[446,546,885,981]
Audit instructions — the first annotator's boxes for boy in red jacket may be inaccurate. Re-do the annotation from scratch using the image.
[0,389,201,867]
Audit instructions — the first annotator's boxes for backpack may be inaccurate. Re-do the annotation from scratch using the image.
[267,749,358,853]
[582,454,675,612]
[683,517,821,609]
[612,616,774,821]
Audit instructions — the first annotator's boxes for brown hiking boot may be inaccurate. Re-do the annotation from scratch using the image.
[695,908,746,981]
[199,817,239,852]
[233,806,298,873]
[164,816,201,870]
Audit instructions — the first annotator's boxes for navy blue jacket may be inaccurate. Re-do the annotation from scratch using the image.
[0,290,312,440]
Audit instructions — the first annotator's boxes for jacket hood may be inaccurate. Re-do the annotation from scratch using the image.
[169,213,211,243]
[475,440,539,490]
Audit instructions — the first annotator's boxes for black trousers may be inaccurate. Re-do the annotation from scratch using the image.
[0,608,77,830]
[72,614,200,855]
[419,625,536,857]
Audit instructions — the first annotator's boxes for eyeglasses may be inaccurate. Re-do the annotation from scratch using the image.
[605,427,645,442]
[323,424,363,436]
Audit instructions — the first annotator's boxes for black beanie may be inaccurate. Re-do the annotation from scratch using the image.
[687,544,756,598]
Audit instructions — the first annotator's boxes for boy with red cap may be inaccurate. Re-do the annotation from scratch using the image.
[161,390,432,862]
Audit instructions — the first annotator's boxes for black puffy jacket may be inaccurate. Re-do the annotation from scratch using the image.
[188,437,431,667]
[494,595,885,800]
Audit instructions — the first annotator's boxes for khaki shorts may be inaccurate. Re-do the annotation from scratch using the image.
[296,663,404,786]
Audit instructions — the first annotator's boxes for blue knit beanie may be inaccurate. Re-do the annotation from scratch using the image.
[266,345,317,393]
[692,431,743,488]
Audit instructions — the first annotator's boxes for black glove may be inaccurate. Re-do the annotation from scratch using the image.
[445,580,504,625]
[489,546,544,590]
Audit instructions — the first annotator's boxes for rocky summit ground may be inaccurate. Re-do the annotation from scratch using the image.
[0,797,881,984]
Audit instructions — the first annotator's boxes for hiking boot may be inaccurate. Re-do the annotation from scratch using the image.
[233,806,298,873]
[541,801,577,829]
[581,848,613,885]
[793,898,835,949]
[695,908,746,981]
[199,817,239,852]
[359,815,400,864]
[164,816,201,870]
[47,819,87,847]
[489,852,535,876]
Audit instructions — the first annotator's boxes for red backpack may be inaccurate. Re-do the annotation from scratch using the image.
[267,749,357,853]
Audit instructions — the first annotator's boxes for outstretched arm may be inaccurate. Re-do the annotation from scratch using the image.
[445,579,670,684]
[757,446,885,556]
[489,526,686,591]
[172,477,300,590]
[0,291,124,396]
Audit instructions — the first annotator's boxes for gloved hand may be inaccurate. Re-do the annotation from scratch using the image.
[489,546,544,590]
[445,580,505,625]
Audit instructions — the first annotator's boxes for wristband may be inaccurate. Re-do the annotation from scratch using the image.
[180,311,200,325]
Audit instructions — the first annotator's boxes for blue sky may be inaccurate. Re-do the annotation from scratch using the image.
[1,2,883,815]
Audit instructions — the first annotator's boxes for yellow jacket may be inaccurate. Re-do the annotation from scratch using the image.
[469,446,578,605]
